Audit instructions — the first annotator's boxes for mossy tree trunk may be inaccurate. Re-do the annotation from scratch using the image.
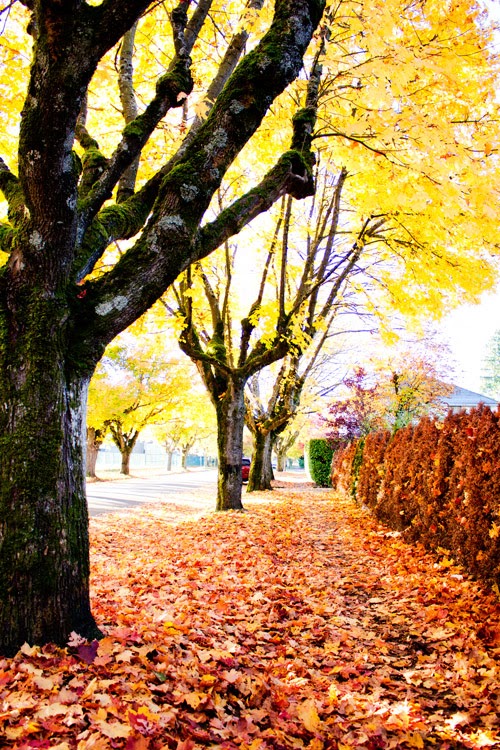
[247,429,274,491]
[86,427,106,478]
[0,292,100,655]
[215,376,246,510]
[0,0,325,653]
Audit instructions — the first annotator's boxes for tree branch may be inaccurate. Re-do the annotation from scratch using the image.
[194,149,315,265]
[238,200,284,367]
[73,0,326,356]
[80,1,198,225]
[117,22,140,203]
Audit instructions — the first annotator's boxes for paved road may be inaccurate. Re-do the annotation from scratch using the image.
[86,469,217,517]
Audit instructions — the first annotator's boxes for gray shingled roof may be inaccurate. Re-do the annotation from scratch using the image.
[440,385,499,409]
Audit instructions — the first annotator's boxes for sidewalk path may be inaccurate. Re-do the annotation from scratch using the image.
[2,486,499,748]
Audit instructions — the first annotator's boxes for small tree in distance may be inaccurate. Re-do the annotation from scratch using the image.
[324,352,453,446]
[323,368,382,449]
[87,342,193,475]
[153,390,216,470]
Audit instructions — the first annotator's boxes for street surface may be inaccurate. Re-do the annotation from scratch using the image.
[86,469,217,517]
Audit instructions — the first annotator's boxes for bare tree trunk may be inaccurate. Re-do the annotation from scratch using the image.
[108,423,139,476]
[215,377,246,510]
[121,447,133,475]
[275,429,299,471]
[247,430,273,491]
[86,427,105,478]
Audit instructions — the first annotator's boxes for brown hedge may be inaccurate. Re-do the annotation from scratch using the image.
[331,440,359,496]
[331,406,500,590]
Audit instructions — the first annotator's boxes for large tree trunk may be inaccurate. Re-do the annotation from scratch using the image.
[247,430,274,492]
[215,378,246,511]
[276,448,286,472]
[86,427,105,478]
[0,307,101,654]
[166,450,173,471]
[121,448,133,475]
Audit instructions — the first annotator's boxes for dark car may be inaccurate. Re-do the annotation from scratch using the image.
[241,458,251,482]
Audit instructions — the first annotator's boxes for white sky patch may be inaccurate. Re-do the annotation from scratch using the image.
[438,285,500,392]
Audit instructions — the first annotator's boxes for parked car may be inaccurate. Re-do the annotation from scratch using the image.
[241,458,251,482]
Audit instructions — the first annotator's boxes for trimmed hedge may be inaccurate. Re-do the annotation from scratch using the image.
[331,406,500,590]
[331,441,358,495]
[308,439,333,487]
[356,428,391,509]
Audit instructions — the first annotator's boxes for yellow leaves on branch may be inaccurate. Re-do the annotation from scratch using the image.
[1,0,499,327]
[314,0,500,320]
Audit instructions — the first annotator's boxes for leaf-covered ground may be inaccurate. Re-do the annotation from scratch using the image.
[1,487,500,749]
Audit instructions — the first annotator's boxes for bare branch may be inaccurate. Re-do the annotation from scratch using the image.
[117,22,140,203]
[81,1,196,224]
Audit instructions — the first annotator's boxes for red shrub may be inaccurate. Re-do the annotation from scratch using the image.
[445,407,500,585]
[346,406,500,590]
[357,430,390,509]
[331,440,359,495]
[375,425,415,530]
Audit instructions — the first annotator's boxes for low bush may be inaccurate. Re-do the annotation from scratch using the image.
[308,439,334,487]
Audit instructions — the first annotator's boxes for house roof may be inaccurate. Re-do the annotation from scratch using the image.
[440,385,499,409]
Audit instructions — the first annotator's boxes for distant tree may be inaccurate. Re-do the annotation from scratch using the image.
[323,368,382,449]
[86,426,108,480]
[167,160,369,509]
[86,369,111,478]
[275,429,300,471]
[153,390,216,470]
[381,358,452,431]
[324,353,453,444]
[87,343,191,475]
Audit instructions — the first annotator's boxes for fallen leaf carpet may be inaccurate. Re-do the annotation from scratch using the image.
[1,488,499,749]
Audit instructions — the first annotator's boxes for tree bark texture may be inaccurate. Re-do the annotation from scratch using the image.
[215,377,246,511]
[0,0,325,653]
[86,427,105,478]
[247,430,274,491]
[0,293,99,654]
[276,447,287,472]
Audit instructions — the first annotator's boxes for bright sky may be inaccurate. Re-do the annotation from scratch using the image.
[439,286,500,393]
[436,0,500,394]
